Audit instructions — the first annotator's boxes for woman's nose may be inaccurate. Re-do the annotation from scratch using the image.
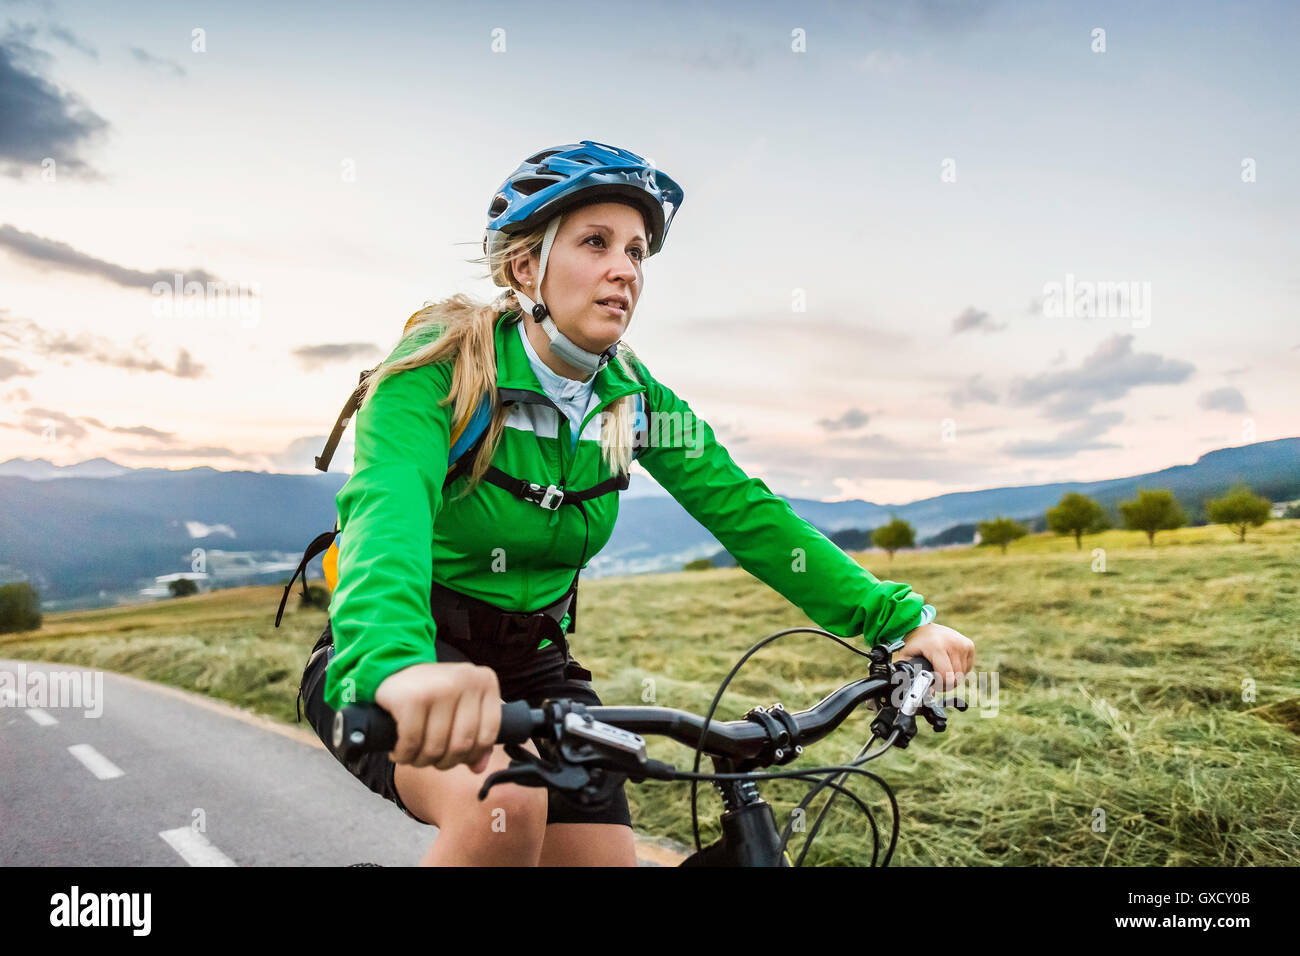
[609,255,638,282]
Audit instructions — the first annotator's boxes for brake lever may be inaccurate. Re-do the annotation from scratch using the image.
[475,727,662,810]
[477,755,595,799]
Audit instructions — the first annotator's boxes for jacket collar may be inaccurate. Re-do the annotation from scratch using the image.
[493,310,645,406]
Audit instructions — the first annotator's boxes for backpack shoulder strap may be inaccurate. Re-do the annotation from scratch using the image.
[631,391,649,460]
[315,368,374,472]
[443,392,495,489]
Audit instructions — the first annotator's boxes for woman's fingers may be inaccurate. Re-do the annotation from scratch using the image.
[417,691,457,769]
[434,681,484,771]
[388,699,428,765]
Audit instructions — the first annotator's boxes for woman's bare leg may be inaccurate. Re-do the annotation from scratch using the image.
[394,740,548,866]
[537,823,638,866]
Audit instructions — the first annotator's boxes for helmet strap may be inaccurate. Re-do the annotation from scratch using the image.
[512,216,616,376]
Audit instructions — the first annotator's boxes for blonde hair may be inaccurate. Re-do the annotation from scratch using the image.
[356,218,646,501]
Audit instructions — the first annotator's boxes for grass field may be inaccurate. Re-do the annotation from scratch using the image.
[5,520,1298,865]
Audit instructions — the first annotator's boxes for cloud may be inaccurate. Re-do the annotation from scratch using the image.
[0,354,35,380]
[103,423,177,442]
[264,434,345,473]
[13,406,180,444]
[950,306,1005,334]
[47,26,97,59]
[1002,411,1125,459]
[817,407,870,431]
[660,311,912,354]
[184,520,235,539]
[1198,386,1247,413]
[758,442,1004,492]
[669,31,757,72]
[946,373,998,407]
[14,405,88,441]
[709,421,749,445]
[906,0,1000,34]
[174,348,203,378]
[291,342,382,371]
[840,432,906,452]
[112,445,252,459]
[856,50,908,73]
[1008,334,1194,421]
[0,312,206,378]
[0,28,108,176]
[0,224,223,289]
[127,45,185,77]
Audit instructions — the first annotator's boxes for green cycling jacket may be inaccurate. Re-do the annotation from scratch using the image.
[323,310,935,710]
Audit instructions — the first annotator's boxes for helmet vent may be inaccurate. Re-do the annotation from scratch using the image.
[512,177,554,197]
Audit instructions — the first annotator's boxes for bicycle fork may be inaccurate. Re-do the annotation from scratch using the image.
[680,774,789,867]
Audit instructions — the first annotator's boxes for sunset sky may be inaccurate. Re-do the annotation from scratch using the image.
[2,0,1297,504]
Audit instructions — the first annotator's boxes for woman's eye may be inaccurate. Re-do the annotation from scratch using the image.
[587,235,645,261]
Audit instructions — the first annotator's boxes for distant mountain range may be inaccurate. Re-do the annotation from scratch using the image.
[1,437,1297,609]
[0,457,134,480]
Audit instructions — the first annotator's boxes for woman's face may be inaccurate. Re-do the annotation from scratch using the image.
[513,201,647,353]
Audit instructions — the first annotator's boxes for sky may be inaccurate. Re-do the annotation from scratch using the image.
[1,0,1297,505]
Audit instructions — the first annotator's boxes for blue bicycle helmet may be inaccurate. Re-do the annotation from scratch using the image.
[483,140,684,276]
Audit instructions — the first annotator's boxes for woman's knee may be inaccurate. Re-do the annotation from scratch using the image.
[394,746,548,845]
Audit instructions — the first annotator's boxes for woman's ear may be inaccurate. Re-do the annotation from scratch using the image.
[510,251,537,291]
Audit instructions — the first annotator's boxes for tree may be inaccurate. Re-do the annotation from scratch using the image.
[299,583,332,609]
[977,516,1028,555]
[0,581,42,633]
[683,558,713,571]
[1205,484,1271,542]
[1045,492,1109,549]
[168,578,199,598]
[871,517,915,561]
[1118,488,1186,546]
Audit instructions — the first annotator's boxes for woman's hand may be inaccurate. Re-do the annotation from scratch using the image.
[898,621,975,691]
[374,662,502,773]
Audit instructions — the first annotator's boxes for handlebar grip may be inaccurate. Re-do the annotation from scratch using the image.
[333,700,541,762]
[333,704,397,762]
[498,699,537,744]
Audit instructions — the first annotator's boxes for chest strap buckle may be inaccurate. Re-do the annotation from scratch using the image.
[526,482,565,510]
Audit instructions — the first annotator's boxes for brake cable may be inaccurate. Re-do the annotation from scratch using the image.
[687,626,873,853]
[783,773,884,866]
[786,732,901,867]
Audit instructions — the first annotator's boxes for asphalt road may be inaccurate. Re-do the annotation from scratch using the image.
[0,658,686,867]
[0,657,443,865]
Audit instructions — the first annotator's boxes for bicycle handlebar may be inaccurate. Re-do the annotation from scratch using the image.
[332,653,941,765]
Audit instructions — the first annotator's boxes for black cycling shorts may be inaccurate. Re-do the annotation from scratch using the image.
[298,619,632,828]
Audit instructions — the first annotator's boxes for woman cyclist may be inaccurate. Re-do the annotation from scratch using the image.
[299,140,976,866]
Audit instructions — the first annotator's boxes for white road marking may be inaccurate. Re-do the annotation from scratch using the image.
[159,827,238,867]
[67,743,124,780]
[26,708,57,726]
[0,688,15,704]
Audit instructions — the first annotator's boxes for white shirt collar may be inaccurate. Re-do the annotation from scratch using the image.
[516,318,597,395]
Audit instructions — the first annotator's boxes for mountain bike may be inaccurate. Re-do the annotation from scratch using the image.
[334,629,965,866]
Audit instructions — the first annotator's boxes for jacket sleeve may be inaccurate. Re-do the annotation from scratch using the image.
[629,357,936,649]
[323,332,454,710]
